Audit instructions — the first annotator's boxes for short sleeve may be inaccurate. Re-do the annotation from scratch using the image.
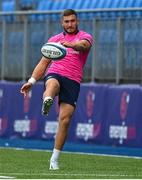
[80,32,93,46]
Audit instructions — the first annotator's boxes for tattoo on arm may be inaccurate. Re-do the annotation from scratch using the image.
[73,40,91,51]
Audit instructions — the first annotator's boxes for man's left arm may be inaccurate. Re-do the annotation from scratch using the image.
[61,39,91,51]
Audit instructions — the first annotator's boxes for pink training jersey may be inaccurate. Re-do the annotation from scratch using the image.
[46,30,93,83]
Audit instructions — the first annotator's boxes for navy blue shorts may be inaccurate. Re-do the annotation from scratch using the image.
[44,73,80,107]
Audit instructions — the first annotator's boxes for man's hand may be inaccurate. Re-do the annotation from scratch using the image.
[61,41,74,48]
[20,82,32,97]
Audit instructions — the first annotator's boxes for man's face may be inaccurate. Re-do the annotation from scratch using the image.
[61,14,79,34]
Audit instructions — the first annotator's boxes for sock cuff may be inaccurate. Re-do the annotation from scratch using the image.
[50,148,61,162]
[44,96,53,102]
[53,148,61,153]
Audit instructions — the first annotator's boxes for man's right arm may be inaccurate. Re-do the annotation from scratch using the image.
[30,56,51,81]
[20,56,51,97]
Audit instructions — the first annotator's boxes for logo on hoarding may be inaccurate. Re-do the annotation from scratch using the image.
[0,89,3,107]
[76,90,101,141]
[0,89,3,98]
[14,118,37,137]
[109,123,136,144]
[109,123,127,144]
[76,123,94,141]
[109,91,136,145]
[42,121,58,139]
[86,90,95,118]
[120,91,130,120]
[44,121,58,134]
[0,117,8,135]
[23,92,32,113]
[76,122,101,141]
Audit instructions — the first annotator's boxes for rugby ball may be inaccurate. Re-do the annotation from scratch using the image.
[41,42,67,60]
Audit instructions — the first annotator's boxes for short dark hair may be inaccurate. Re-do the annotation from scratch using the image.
[62,9,77,17]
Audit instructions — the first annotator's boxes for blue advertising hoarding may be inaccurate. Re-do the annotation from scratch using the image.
[0,81,142,148]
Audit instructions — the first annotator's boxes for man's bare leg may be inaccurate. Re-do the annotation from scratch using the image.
[50,103,75,170]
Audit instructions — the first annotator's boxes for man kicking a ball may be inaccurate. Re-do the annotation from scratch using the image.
[20,9,93,170]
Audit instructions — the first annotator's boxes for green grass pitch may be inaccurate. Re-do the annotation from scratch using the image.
[0,148,142,179]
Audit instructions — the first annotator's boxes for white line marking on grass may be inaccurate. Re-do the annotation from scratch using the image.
[17,148,142,159]
[1,146,142,160]
[0,175,15,179]
[0,173,142,177]
[74,151,142,160]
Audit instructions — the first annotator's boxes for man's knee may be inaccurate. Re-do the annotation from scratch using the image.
[44,78,60,97]
[45,78,60,88]
[59,114,71,128]
[58,103,75,128]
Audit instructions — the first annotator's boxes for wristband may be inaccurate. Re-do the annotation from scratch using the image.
[28,77,36,85]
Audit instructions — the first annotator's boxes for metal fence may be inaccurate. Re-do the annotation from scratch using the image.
[0,9,142,83]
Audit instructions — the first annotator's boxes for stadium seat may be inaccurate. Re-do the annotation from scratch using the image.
[30,31,45,45]
[8,31,23,67]
[20,0,38,10]
[4,31,24,79]
[30,0,52,21]
[124,28,142,70]
[99,29,117,44]
[31,0,142,20]
[2,0,15,11]
[0,32,2,71]
[8,31,23,45]
[34,0,142,11]
[50,0,64,10]
[86,0,98,9]
[28,31,45,70]
[125,29,142,44]
[60,0,75,9]
[0,32,2,45]
[2,0,15,22]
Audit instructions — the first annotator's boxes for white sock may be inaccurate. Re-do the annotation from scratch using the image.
[50,148,61,162]
[43,96,53,102]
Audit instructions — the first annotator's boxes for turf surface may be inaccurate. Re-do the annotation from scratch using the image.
[0,148,142,179]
